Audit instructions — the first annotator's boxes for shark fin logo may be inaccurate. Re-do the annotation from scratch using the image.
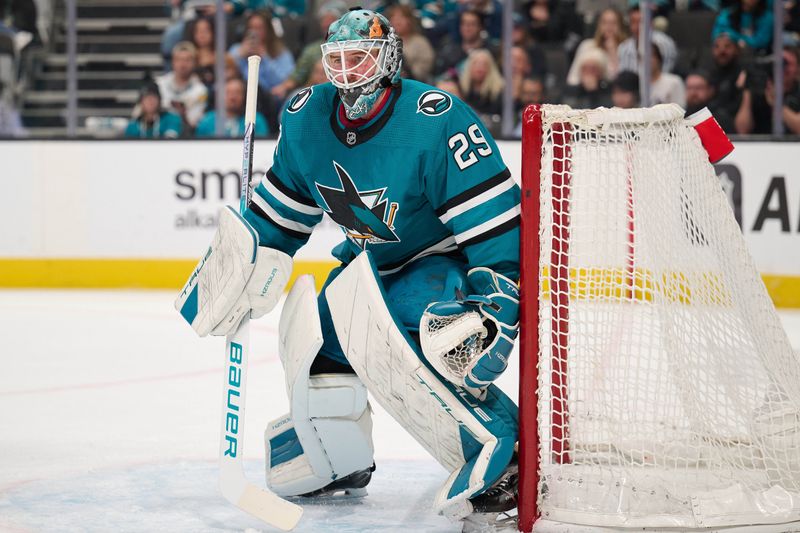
[287,87,313,114]
[417,90,452,117]
[316,162,400,250]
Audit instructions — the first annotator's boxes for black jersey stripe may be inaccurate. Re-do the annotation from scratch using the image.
[458,214,521,248]
[434,168,511,217]
[266,169,318,208]
[250,201,311,240]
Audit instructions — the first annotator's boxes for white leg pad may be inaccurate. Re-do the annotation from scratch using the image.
[325,252,516,519]
[264,274,374,497]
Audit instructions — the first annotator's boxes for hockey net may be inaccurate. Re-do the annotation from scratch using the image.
[518,104,800,532]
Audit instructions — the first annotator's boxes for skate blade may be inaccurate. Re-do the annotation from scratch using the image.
[293,487,368,503]
[462,510,518,533]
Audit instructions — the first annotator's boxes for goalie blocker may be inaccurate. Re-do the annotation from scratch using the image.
[174,206,292,336]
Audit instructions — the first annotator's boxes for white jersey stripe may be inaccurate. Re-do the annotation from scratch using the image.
[438,177,517,225]
[252,193,315,234]
[259,174,323,216]
[377,236,459,276]
[453,205,521,245]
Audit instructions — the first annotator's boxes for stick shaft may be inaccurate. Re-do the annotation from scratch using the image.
[240,55,261,213]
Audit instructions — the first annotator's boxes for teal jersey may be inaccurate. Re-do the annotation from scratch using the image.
[124,112,182,139]
[244,79,520,279]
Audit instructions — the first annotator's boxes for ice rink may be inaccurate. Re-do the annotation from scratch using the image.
[1,290,798,533]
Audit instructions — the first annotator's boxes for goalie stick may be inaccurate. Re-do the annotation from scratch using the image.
[219,55,303,531]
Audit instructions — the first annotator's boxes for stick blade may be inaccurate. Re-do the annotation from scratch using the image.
[224,483,303,531]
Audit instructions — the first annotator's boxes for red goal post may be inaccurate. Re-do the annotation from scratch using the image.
[518,104,800,532]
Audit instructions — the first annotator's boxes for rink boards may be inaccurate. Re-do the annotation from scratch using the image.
[0,139,798,306]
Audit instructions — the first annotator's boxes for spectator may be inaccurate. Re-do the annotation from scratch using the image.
[157,41,209,131]
[685,70,735,132]
[649,42,686,106]
[428,0,504,45]
[270,0,346,101]
[225,53,242,81]
[125,83,182,138]
[511,13,547,80]
[436,77,463,99]
[196,77,268,137]
[574,0,627,25]
[523,0,582,50]
[161,0,245,64]
[611,70,639,108]
[787,0,800,47]
[229,10,294,93]
[305,58,327,87]
[459,48,504,116]
[512,77,546,137]
[417,0,460,35]
[388,4,435,83]
[563,47,612,108]
[618,4,678,74]
[706,33,746,121]
[435,67,463,98]
[252,0,307,18]
[712,0,773,54]
[510,46,534,108]
[188,17,216,87]
[0,79,24,137]
[468,0,504,41]
[520,76,545,106]
[567,7,627,85]
[0,0,40,44]
[435,10,496,76]
[735,47,800,134]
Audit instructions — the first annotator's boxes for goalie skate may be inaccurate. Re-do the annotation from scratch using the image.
[297,464,375,499]
[462,458,519,533]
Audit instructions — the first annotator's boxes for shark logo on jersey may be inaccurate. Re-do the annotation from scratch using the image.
[417,90,452,117]
[287,87,313,114]
[316,161,400,249]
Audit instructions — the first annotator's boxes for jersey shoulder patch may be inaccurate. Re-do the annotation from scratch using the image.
[287,87,313,114]
[416,89,453,117]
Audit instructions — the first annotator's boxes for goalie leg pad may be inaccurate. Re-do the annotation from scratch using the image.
[264,374,374,497]
[264,274,374,497]
[325,252,518,520]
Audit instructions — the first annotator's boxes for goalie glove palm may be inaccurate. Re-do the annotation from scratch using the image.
[420,268,519,390]
[175,206,293,336]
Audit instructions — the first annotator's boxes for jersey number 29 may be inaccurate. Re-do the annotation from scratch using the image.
[448,123,493,170]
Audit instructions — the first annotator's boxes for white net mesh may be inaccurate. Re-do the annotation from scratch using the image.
[532,104,800,529]
[422,313,485,381]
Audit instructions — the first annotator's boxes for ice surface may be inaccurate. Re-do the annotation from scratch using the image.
[0,290,797,532]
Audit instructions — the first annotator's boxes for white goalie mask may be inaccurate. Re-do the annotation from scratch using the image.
[321,10,402,118]
[321,39,394,91]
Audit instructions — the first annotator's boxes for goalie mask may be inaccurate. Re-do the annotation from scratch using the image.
[321,9,402,119]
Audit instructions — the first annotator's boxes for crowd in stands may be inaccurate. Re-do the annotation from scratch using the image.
[122,0,800,139]
[0,0,44,137]
[2,0,800,138]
